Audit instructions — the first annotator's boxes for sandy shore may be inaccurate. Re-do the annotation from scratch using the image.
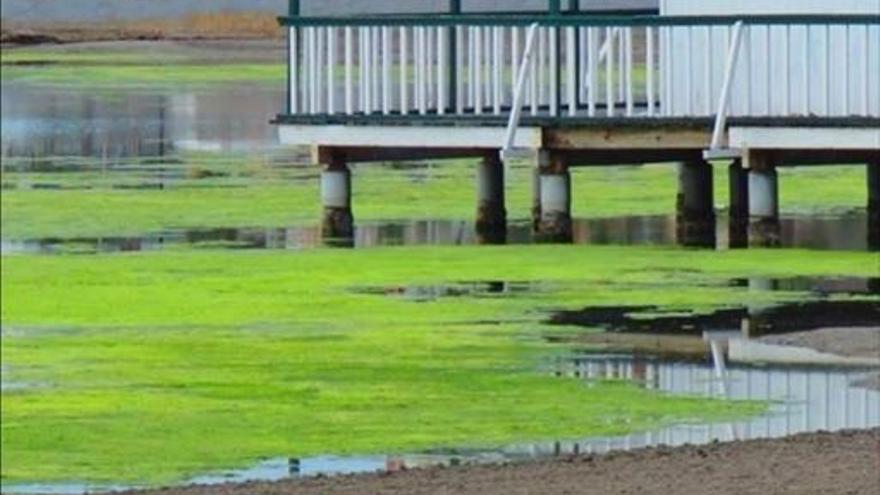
[121,429,880,495]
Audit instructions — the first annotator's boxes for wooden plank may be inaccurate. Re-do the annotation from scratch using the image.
[544,126,713,149]
[280,124,542,148]
[729,126,880,150]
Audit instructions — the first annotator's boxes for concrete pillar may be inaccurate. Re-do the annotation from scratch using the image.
[675,160,716,248]
[727,159,749,248]
[868,159,880,251]
[746,152,781,247]
[475,151,507,244]
[320,151,354,246]
[536,152,572,243]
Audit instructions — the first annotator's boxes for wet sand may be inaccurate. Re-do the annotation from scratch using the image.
[125,429,880,495]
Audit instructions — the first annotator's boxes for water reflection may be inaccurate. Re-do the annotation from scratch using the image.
[0,82,283,169]
[2,212,874,255]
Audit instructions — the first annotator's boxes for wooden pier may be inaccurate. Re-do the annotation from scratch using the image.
[273,1,880,247]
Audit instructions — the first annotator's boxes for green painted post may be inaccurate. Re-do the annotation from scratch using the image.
[448,0,461,113]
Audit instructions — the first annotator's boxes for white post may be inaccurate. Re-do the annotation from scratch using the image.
[530,28,539,116]
[493,26,503,115]
[566,26,577,117]
[372,27,380,111]
[475,26,483,114]
[456,26,465,114]
[400,26,409,115]
[606,27,614,117]
[550,27,559,117]
[289,27,298,114]
[316,27,324,113]
[382,26,391,115]
[646,26,654,116]
[704,26,712,115]
[782,24,790,115]
[823,24,830,116]
[588,27,597,117]
[309,27,317,114]
[327,27,336,114]
[625,27,634,116]
[438,27,447,115]
[344,27,353,115]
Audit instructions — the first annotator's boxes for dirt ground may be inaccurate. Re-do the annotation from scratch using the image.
[125,429,880,495]
[759,327,880,359]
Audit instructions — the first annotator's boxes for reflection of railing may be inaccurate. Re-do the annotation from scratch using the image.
[279,14,880,121]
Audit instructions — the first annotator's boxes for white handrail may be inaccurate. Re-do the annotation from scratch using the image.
[708,21,746,154]
[501,23,540,159]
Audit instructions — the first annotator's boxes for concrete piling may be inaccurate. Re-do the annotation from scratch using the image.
[728,158,749,249]
[536,152,572,243]
[475,151,507,244]
[320,151,354,245]
[746,152,781,247]
[675,160,716,248]
[868,159,880,251]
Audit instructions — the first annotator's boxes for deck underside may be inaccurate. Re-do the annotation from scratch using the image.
[276,116,880,165]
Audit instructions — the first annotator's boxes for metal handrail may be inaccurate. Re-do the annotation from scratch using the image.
[502,23,540,160]
[706,20,746,157]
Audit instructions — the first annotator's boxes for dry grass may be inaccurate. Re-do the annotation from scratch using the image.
[1,11,282,44]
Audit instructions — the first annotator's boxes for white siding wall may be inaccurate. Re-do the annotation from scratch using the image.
[660,0,880,117]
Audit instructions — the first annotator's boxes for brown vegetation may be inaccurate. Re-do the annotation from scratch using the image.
[1,11,282,45]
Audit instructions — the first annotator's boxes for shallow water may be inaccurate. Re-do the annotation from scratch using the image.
[5,354,877,494]
[2,211,874,254]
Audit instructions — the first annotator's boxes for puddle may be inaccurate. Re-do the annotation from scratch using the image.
[550,299,880,338]
[6,354,877,495]
[3,212,876,255]
[353,280,544,302]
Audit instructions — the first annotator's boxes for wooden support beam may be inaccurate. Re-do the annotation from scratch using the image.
[544,126,713,150]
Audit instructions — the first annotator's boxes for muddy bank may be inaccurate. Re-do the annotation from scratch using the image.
[122,429,879,495]
[759,326,880,359]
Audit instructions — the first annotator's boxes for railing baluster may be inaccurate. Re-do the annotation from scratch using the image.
[309,27,317,114]
[493,26,502,115]
[484,27,492,108]
[344,27,353,115]
[372,27,381,112]
[538,27,546,108]
[438,27,447,115]
[400,26,409,115]
[289,26,298,114]
[327,27,336,114]
[704,26,712,115]
[862,25,869,116]
[823,24,831,116]
[782,24,790,115]
[579,26,588,103]
[426,26,435,109]
[618,28,625,102]
[566,26,577,117]
[420,27,428,115]
[530,27,539,116]
[316,27,324,114]
[365,27,373,114]
[380,27,390,115]
[744,24,751,116]
[625,27,633,117]
[685,26,693,116]
[842,25,849,116]
[468,27,476,110]
[646,26,655,116]
[455,26,465,114]
[588,27,597,117]
[511,27,520,103]
[550,26,559,117]
[804,25,811,115]
[606,27,614,117]
[764,25,771,115]
[474,26,483,114]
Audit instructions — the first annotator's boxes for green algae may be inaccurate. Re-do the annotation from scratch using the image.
[1,158,869,240]
[2,245,877,484]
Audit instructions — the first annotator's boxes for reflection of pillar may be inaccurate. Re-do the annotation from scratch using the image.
[475,151,506,244]
[747,152,780,247]
[676,160,716,248]
[536,152,572,243]
[868,159,880,251]
[728,158,749,248]
[320,150,354,246]
[531,152,545,233]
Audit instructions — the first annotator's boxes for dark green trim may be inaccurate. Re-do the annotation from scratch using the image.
[278,13,879,28]
[274,113,880,130]
[288,0,300,17]
[549,0,562,15]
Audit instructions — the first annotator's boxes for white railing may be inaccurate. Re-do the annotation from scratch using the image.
[284,16,880,121]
